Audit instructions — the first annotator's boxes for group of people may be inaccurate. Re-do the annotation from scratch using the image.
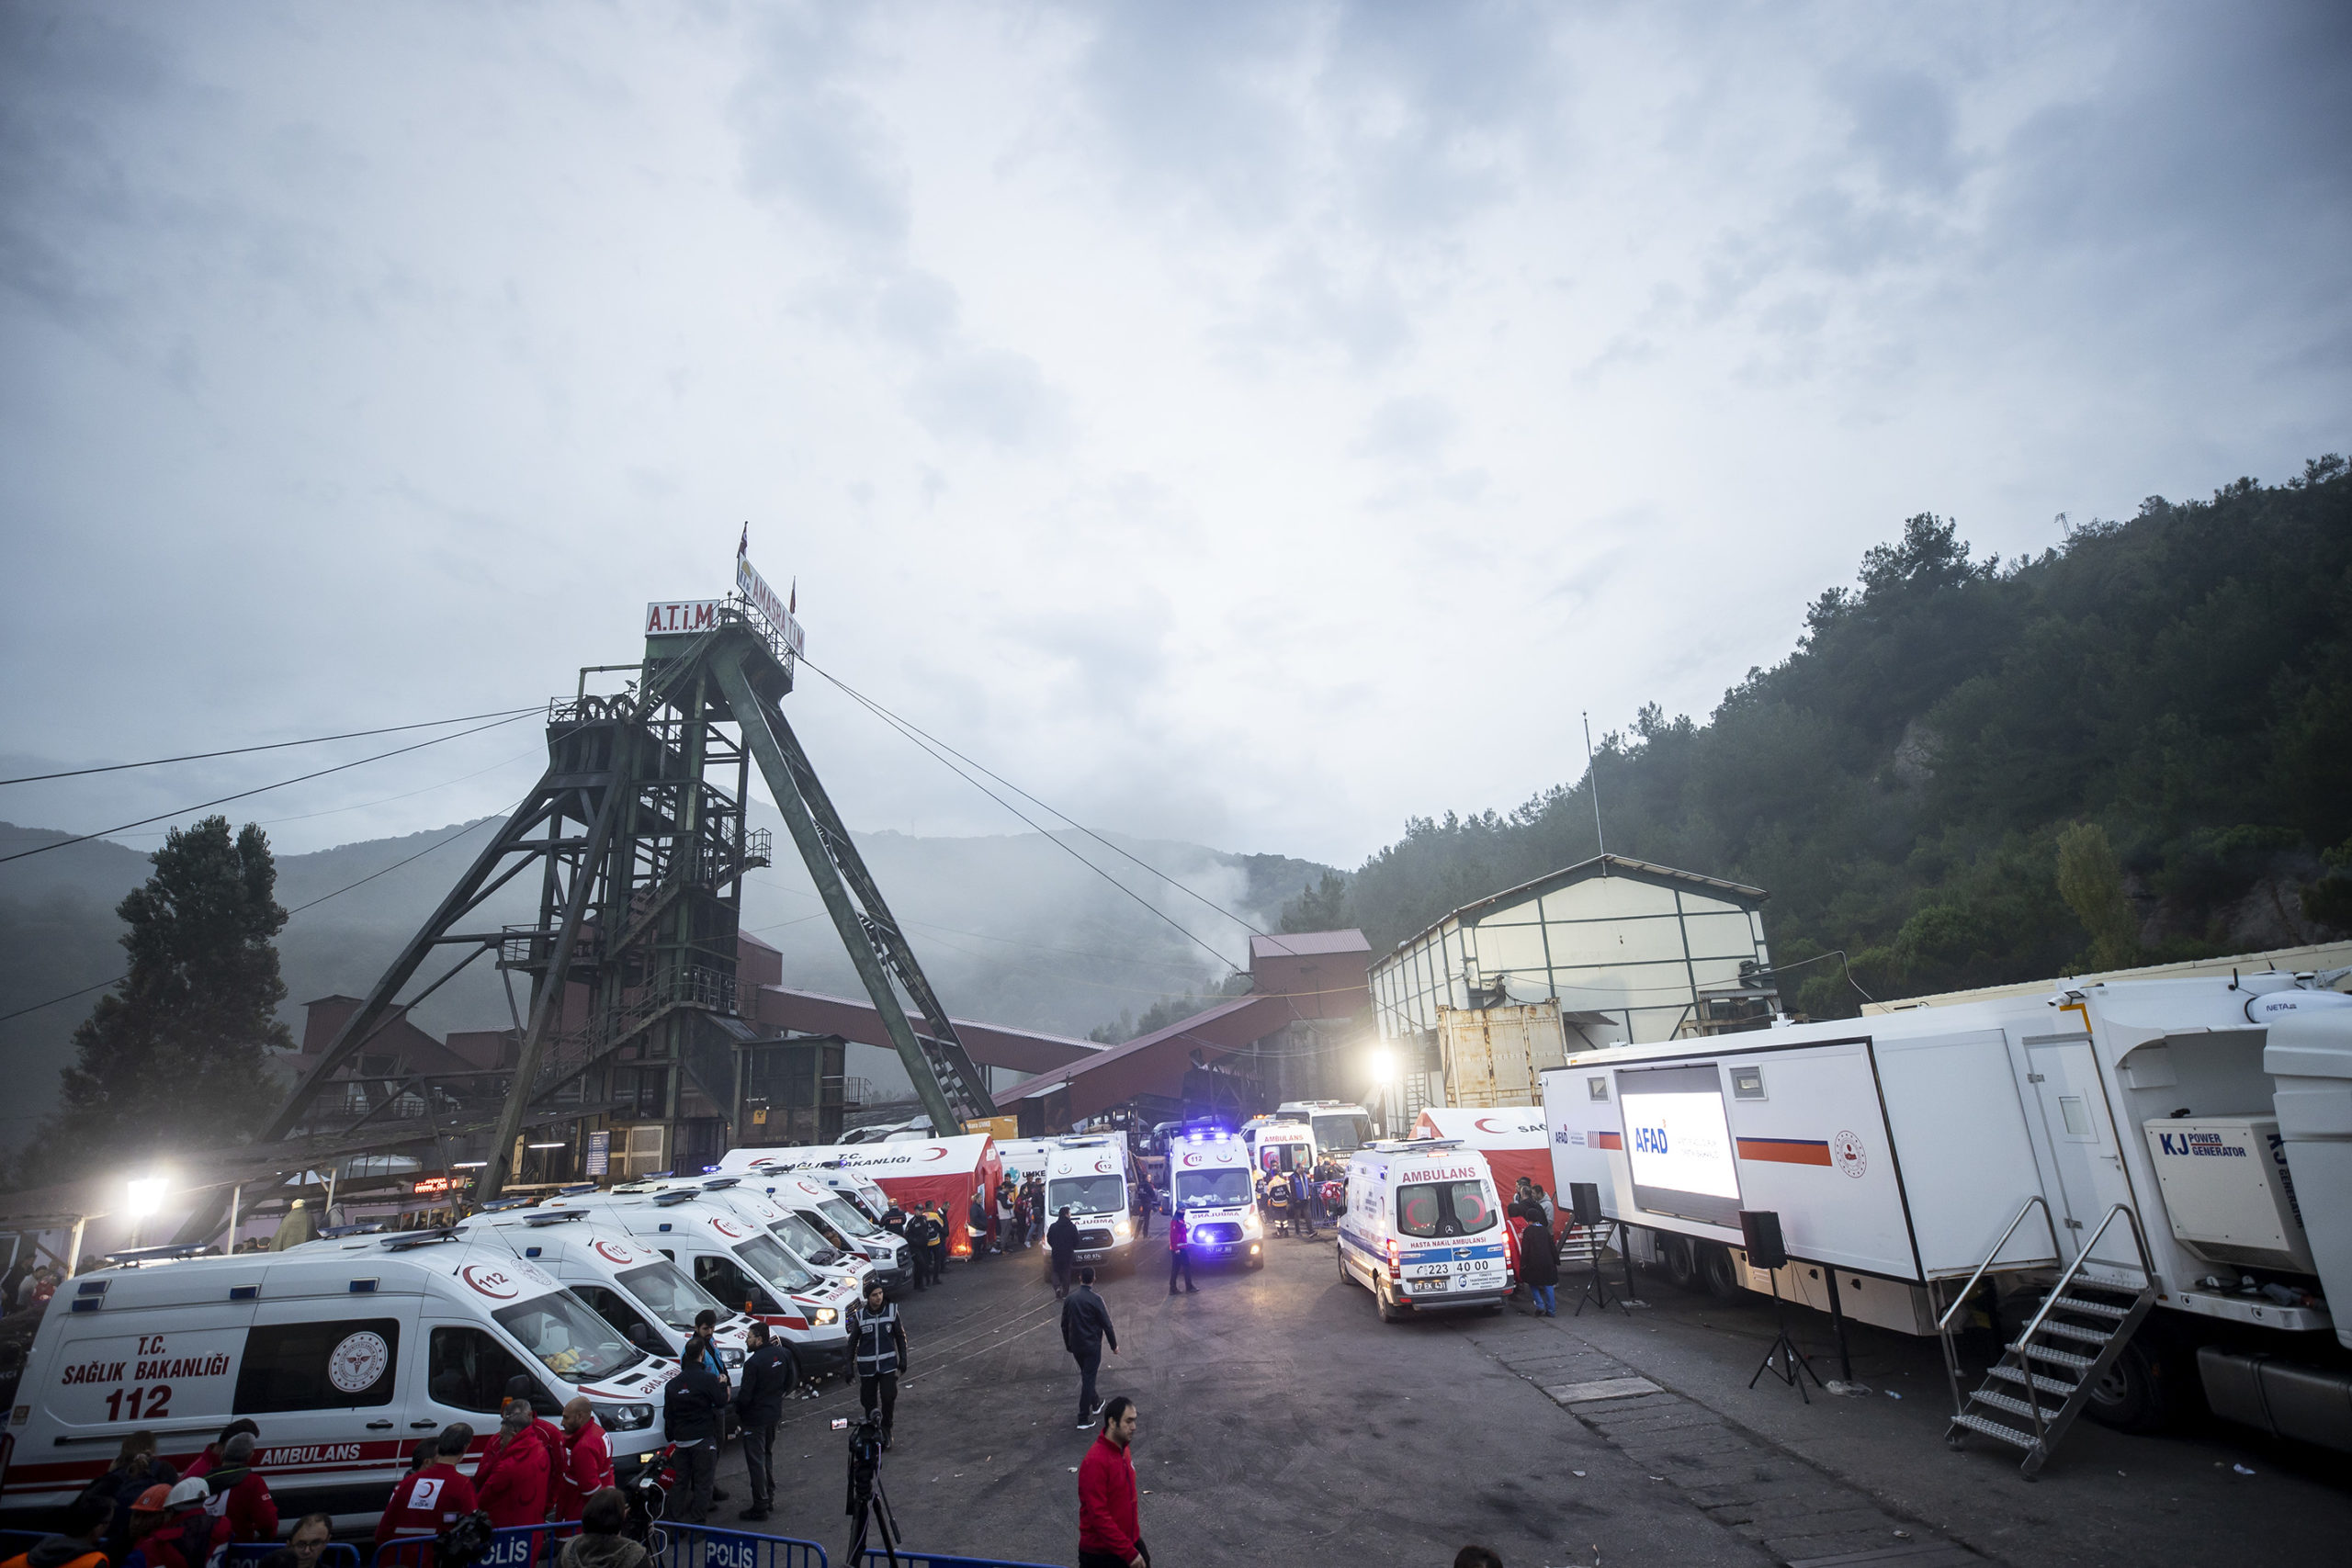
[1507,1178,1564,1315]
[1,1260,60,1318]
[874,1198,953,1287]
[1254,1165,1326,1238]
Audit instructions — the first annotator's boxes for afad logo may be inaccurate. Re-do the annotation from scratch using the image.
[1632,1126,1670,1156]
[593,1239,637,1266]
[459,1264,522,1300]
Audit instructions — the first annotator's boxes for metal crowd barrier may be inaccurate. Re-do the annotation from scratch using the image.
[648,1520,828,1568]
[371,1523,582,1568]
[856,1551,1064,1568]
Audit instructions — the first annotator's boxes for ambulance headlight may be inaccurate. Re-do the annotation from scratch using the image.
[1114,1218,1132,1241]
[1242,1212,1262,1237]
[592,1401,655,1432]
[811,1307,839,1325]
[719,1346,744,1368]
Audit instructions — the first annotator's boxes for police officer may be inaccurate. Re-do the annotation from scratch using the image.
[846,1280,908,1450]
[902,1205,937,1291]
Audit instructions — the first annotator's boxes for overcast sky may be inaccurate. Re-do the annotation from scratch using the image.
[3,0,2346,874]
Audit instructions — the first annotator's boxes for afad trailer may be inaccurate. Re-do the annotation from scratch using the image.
[1542,970,2352,1471]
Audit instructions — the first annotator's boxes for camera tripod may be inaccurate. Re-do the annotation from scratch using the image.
[846,1424,903,1566]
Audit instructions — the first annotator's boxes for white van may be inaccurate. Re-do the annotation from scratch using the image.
[1277,1100,1377,1164]
[1336,1139,1514,1322]
[727,1175,913,1296]
[465,1209,753,1369]
[594,1179,875,1297]
[1248,1120,1316,1179]
[0,1234,675,1524]
[1165,1131,1262,1269]
[713,1150,891,1224]
[1044,1136,1135,1271]
[538,1192,855,1381]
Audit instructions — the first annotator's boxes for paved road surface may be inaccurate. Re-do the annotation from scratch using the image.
[729,1233,2350,1566]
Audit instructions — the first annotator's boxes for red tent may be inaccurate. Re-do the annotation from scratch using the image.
[1411,1108,1553,1201]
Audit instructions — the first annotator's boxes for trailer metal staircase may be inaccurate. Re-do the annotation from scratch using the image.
[1938,1199,2159,1476]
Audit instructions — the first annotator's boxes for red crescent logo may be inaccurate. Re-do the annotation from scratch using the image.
[593,1239,634,1265]
[711,1219,744,1238]
[1182,1153,1203,1168]
[1094,1158,1113,1174]
[1475,1117,1505,1134]
[459,1264,520,1300]
[923,1147,949,1162]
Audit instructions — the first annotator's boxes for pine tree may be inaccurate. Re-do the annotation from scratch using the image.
[34,817,296,1174]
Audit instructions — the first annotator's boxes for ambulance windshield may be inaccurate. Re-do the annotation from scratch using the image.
[1396,1180,1498,1239]
[616,1259,729,1332]
[770,1213,839,1260]
[819,1197,882,1237]
[1173,1168,1251,1209]
[1047,1175,1125,1216]
[734,1233,820,1292]
[1311,1112,1373,1156]
[492,1292,644,1382]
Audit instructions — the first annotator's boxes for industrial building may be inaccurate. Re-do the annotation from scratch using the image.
[1369,854,1779,1117]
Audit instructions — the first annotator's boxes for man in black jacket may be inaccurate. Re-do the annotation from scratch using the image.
[1058,1266,1118,1429]
[662,1333,729,1524]
[902,1206,936,1291]
[730,1324,791,1522]
[1046,1205,1080,1300]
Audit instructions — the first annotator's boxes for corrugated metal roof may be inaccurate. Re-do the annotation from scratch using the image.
[1382,853,1766,961]
[1249,929,1371,959]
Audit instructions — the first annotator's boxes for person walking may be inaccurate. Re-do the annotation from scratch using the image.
[1289,1168,1317,1239]
[1059,1267,1118,1429]
[846,1280,908,1450]
[552,1398,613,1523]
[1131,1174,1155,1241]
[1076,1396,1147,1568]
[1166,1208,1196,1296]
[1519,1210,1561,1316]
[374,1427,477,1549]
[1046,1206,1080,1299]
[729,1323,787,1520]
[661,1333,728,1524]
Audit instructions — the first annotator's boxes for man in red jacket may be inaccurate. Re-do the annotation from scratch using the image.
[1076,1397,1147,1568]
[374,1426,478,1548]
[550,1398,615,1522]
[472,1400,551,1528]
[199,1432,278,1542]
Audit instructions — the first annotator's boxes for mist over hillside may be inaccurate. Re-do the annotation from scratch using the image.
[0,811,1329,1145]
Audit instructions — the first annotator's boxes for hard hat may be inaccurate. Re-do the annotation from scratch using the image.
[130,1485,172,1514]
[164,1478,209,1510]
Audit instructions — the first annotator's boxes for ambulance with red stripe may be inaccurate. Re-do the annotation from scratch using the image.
[536,1190,855,1380]
[1336,1138,1515,1321]
[0,1233,676,1527]
[463,1208,754,1369]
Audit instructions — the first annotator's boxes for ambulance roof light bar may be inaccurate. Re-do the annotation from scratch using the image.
[1364,1137,1466,1153]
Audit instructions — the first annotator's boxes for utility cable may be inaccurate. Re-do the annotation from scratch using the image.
[0,807,511,1026]
[0,711,537,868]
[787,664,1239,974]
[799,657,1289,948]
[0,706,542,787]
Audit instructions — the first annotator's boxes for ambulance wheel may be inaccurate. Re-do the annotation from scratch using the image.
[1662,1235,1701,1291]
[1376,1281,1405,1323]
[1338,1245,1351,1286]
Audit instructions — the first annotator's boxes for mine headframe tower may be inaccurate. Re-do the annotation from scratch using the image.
[264,599,995,1198]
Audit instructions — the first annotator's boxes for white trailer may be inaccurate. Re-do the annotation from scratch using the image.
[1541,970,2352,1470]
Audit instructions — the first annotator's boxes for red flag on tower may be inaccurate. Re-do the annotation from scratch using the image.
[738,523,748,558]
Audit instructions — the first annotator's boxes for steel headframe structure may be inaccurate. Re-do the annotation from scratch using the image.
[265,599,994,1199]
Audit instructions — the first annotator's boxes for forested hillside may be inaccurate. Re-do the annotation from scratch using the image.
[1291,457,2352,1018]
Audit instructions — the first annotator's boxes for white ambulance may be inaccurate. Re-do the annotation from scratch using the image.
[464,1208,752,1369]
[725,1175,913,1296]
[0,1233,675,1525]
[573,1179,872,1296]
[1043,1136,1135,1271]
[1247,1120,1316,1180]
[1165,1131,1262,1269]
[536,1191,855,1381]
[1336,1139,1515,1321]
[711,1149,891,1224]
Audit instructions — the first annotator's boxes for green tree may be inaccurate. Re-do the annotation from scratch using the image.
[35,817,296,1175]
[1279,872,1351,933]
[2055,822,2143,969]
